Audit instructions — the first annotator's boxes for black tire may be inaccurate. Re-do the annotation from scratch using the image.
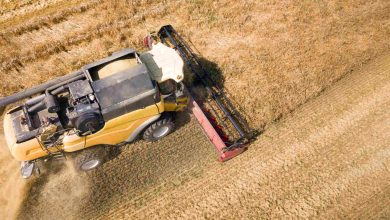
[143,115,175,142]
[74,145,108,172]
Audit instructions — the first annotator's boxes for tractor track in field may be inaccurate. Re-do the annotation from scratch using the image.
[0,1,111,71]
[0,18,128,72]
[0,0,65,22]
[0,0,101,34]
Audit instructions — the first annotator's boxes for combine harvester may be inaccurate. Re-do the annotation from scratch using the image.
[0,25,256,178]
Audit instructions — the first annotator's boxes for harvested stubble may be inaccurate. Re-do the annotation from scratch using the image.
[0,0,389,219]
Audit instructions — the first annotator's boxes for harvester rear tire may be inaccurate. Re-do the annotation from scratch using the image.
[143,115,175,142]
[74,145,108,172]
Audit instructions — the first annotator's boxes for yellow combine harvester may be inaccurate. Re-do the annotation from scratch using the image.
[0,25,255,178]
[1,42,188,178]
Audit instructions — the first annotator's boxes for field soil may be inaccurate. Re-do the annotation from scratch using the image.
[0,0,389,219]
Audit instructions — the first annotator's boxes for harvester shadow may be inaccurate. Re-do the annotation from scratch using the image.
[195,57,225,87]
[186,56,260,140]
[173,111,191,131]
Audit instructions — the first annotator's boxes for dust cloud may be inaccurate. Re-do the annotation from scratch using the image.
[0,133,29,220]
[18,160,90,220]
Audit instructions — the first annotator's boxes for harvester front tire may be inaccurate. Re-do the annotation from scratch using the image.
[143,116,175,142]
[74,145,108,172]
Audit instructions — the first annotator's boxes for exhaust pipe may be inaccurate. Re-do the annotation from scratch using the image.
[0,70,84,108]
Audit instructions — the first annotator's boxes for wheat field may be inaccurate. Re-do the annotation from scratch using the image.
[0,0,389,219]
